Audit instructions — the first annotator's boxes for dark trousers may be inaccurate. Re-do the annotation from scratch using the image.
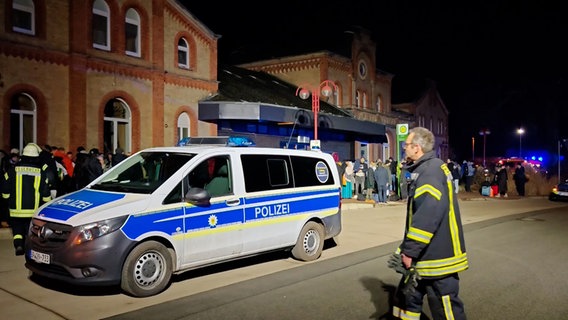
[10,216,31,250]
[464,176,473,192]
[515,181,525,196]
[394,273,467,320]
[0,198,10,224]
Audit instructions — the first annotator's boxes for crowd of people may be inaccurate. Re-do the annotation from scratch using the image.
[336,155,411,205]
[337,151,529,205]
[0,143,128,255]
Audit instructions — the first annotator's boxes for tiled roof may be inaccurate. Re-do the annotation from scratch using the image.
[207,65,352,117]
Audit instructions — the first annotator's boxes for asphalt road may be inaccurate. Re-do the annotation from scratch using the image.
[1,197,567,319]
[105,206,568,320]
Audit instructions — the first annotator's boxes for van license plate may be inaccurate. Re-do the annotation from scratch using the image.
[30,250,50,264]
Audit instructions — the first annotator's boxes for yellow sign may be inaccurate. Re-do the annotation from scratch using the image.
[396,124,409,136]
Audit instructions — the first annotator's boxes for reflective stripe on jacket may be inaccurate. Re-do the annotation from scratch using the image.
[2,161,51,218]
[401,151,468,278]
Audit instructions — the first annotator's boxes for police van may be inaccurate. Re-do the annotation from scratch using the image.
[25,137,342,297]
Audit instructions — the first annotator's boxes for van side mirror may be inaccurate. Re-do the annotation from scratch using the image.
[185,187,211,206]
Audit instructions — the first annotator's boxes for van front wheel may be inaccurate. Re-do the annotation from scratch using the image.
[121,241,173,297]
[291,221,324,261]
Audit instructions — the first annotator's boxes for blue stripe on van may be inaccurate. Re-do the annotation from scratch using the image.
[121,201,245,239]
[119,189,340,239]
[36,190,126,221]
[244,190,340,221]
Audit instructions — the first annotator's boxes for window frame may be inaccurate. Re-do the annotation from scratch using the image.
[177,37,190,69]
[92,0,111,51]
[10,92,37,152]
[12,0,35,35]
[125,8,141,57]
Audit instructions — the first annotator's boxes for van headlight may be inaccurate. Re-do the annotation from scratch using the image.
[72,216,128,245]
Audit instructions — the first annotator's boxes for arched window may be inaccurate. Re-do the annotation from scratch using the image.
[92,0,110,50]
[376,95,383,113]
[125,8,141,57]
[104,98,131,155]
[10,93,37,151]
[362,92,368,109]
[177,112,190,141]
[355,90,361,108]
[12,0,35,35]
[177,38,189,69]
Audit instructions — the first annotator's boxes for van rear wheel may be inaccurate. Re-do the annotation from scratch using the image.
[291,221,324,261]
[121,241,173,297]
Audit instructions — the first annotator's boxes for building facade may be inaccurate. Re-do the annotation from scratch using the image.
[1,1,448,163]
[238,30,415,162]
[1,0,218,154]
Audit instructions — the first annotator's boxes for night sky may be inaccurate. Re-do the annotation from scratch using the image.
[181,1,568,163]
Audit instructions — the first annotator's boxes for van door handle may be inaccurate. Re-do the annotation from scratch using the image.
[226,198,240,206]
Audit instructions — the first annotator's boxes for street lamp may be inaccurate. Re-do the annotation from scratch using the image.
[471,136,475,162]
[517,128,525,158]
[296,80,337,141]
[479,128,491,167]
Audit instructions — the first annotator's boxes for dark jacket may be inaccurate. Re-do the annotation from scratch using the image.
[2,156,51,218]
[496,167,508,193]
[399,151,468,278]
[77,155,103,189]
[39,150,59,190]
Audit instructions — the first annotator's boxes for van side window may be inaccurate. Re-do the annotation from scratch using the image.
[164,156,232,203]
[204,157,232,197]
[241,154,292,192]
[291,156,335,187]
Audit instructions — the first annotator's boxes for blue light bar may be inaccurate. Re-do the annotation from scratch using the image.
[176,136,255,147]
[227,136,256,147]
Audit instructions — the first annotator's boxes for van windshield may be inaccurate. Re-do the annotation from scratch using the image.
[90,152,195,194]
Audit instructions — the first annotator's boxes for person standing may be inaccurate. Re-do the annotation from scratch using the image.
[343,161,354,199]
[353,157,368,198]
[513,163,526,196]
[495,164,508,197]
[389,127,468,320]
[365,161,377,201]
[447,158,460,194]
[38,144,59,199]
[463,160,475,192]
[112,147,127,167]
[373,160,390,204]
[398,160,411,201]
[2,143,51,255]
[388,157,398,198]
[1,149,20,228]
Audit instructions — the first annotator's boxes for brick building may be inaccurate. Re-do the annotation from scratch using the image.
[1,0,218,154]
[1,0,448,162]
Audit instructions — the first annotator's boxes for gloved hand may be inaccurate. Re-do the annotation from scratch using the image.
[387,253,407,274]
[401,266,421,295]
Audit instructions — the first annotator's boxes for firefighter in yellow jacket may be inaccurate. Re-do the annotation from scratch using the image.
[390,127,468,320]
[2,143,51,255]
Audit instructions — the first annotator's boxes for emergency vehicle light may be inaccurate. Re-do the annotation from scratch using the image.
[176,136,255,147]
